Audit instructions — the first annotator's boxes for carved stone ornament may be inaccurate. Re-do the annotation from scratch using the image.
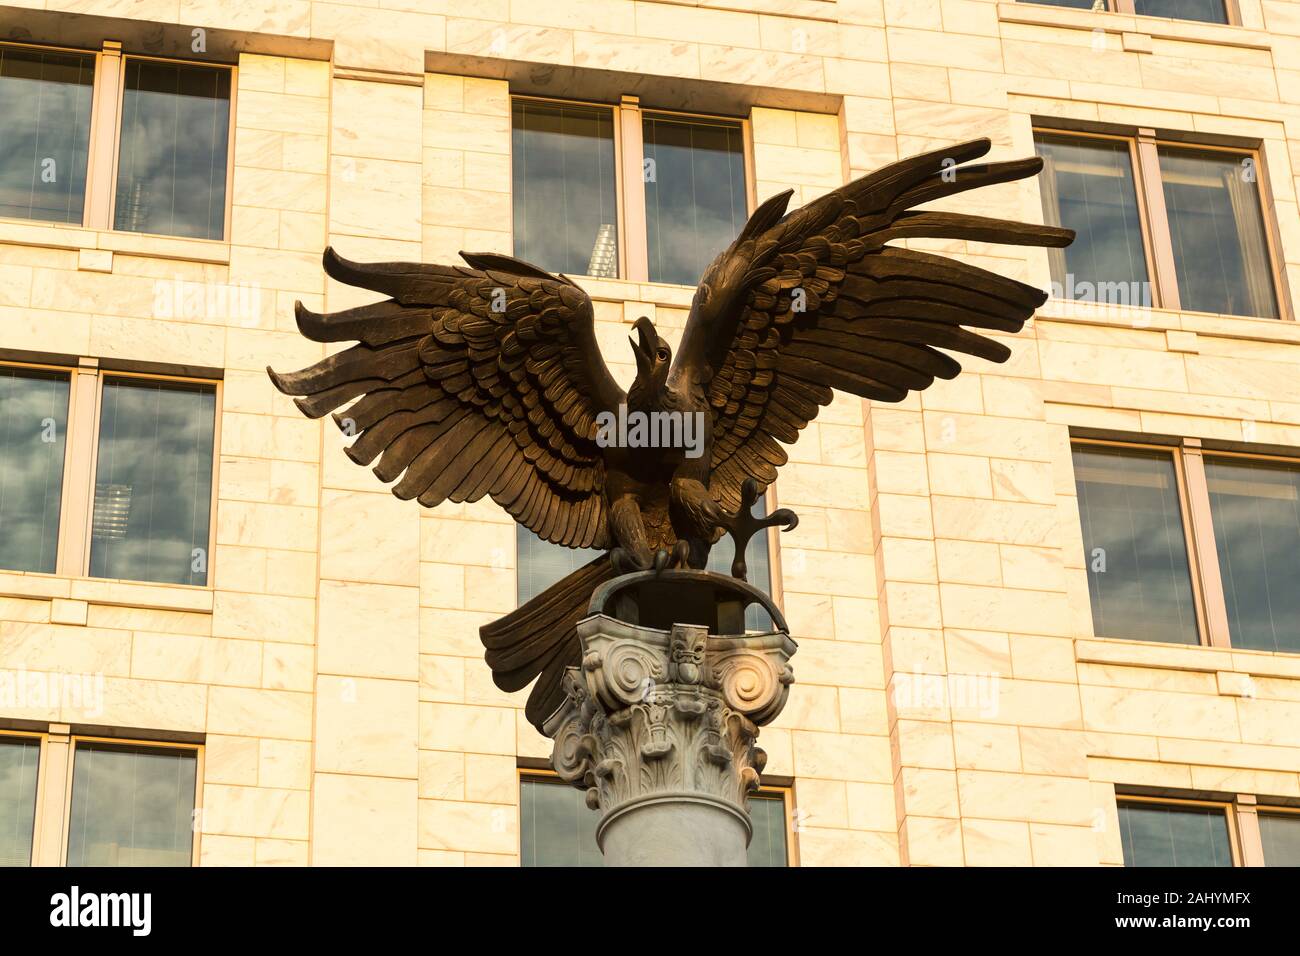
[543,613,796,864]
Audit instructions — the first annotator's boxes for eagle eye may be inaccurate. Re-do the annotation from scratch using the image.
[656,348,670,361]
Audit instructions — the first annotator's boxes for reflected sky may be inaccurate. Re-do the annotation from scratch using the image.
[0,46,94,224]
[66,743,196,867]
[1073,445,1200,645]
[0,737,39,867]
[1206,457,1300,653]
[0,369,68,574]
[643,115,747,287]
[512,101,618,277]
[89,378,215,586]
[114,60,230,240]
[1119,804,1233,867]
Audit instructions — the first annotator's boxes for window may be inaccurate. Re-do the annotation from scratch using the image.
[1118,800,1234,867]
[516,496,777,630]
[1258,812,1300,866]
[0,730,201,867]
[1073,444,1200,645]
[1035,133,1150,306]
[1035,129,1280,318]
[519,773,791,866]
[510,96,751,286]
[1205,457,1300,653]
[0,46,94,224]
[89,378,216,586]
[113,60,231,240]
[1159,146,1277,318]
[0,368,70,574]
[0,359,218,586]
[512,100,619,278]
[0,735,40,867]
[66,742,198,867]
[1073,439,1300,653]
[0,42,232,240]
[1019,0,1229,21]
[643,114,748,286]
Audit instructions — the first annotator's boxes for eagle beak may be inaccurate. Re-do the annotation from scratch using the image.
[629,316,658,376]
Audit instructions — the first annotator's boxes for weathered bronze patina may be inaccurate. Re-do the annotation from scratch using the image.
[270,137,1072,729]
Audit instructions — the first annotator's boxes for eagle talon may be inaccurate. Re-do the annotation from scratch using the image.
[653,549,671,573]
[720,480,800,581]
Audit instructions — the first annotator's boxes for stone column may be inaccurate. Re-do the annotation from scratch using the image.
[545,616,796,866]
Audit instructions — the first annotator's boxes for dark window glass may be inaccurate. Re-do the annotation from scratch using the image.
[89,378,215,586]
[1259,813,1300,866]
[1159,146,1277,318]
[0,737,40,867]
[0,368,69,574]
[1035,133,1150,306]
[1133,0,1227,23]
[516,498,774,630]
[643,114,747,286]
[1119,803,1233,866]
[0,46,94,224]
[520,777,787,866]
[1205,457,1300,653]
[114,60,230,240]
[1073,445,1199,645]
[512,100,619,278]
[66,743,196,867]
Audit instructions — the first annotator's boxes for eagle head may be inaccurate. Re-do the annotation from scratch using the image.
[628,315,671,408]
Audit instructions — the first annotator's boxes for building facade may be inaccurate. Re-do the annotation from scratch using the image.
[1,0,1299,867]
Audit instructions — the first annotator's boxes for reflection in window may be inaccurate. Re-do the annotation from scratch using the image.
[512,100,619,278]
[1133,0,1227,24]
[1073,445,1199,645]
[0,46,94,224]
[520,776,788,866]
[1205,457,1300,653]
[114,60,230,240]
[1159,146,1277,318]
[89,378,215,586]
[516,499,775,630]
[1259,813,1300,867]
[0,737,40,867]
[66,743,196,867]
[1018,0,1103,8]
[643,114,748,286]
[1119,803,1233,867]
[0,368,69,574]
[1035,133,1149,305]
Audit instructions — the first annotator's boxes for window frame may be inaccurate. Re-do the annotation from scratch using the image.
[1116,793,1243,866]
[2,727,203,867]
[1019,0,1239,24]
[1072,436,1300,652]
[0,39,236,242]
[1035,125,1289,321]
[0,356,222,588]
[516,766,798,865]
[509,94,756,286]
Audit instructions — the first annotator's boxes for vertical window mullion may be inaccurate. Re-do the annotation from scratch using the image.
[32,724,71,867]
[56,359,100,577]
[1112,0,1136,13]
[1180,439,1233,648]
[84,41,122,231]
[1134,130,1182,310]
[1234,794,1267,867]
[619,95,649,282]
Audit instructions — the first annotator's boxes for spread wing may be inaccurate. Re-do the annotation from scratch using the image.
[674,137,1074,512]
[268,248,622,548]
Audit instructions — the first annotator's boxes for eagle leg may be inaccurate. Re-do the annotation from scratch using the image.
[608,494,655,574]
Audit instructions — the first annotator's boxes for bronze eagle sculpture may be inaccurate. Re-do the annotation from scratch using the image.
[269,137,1072,729]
